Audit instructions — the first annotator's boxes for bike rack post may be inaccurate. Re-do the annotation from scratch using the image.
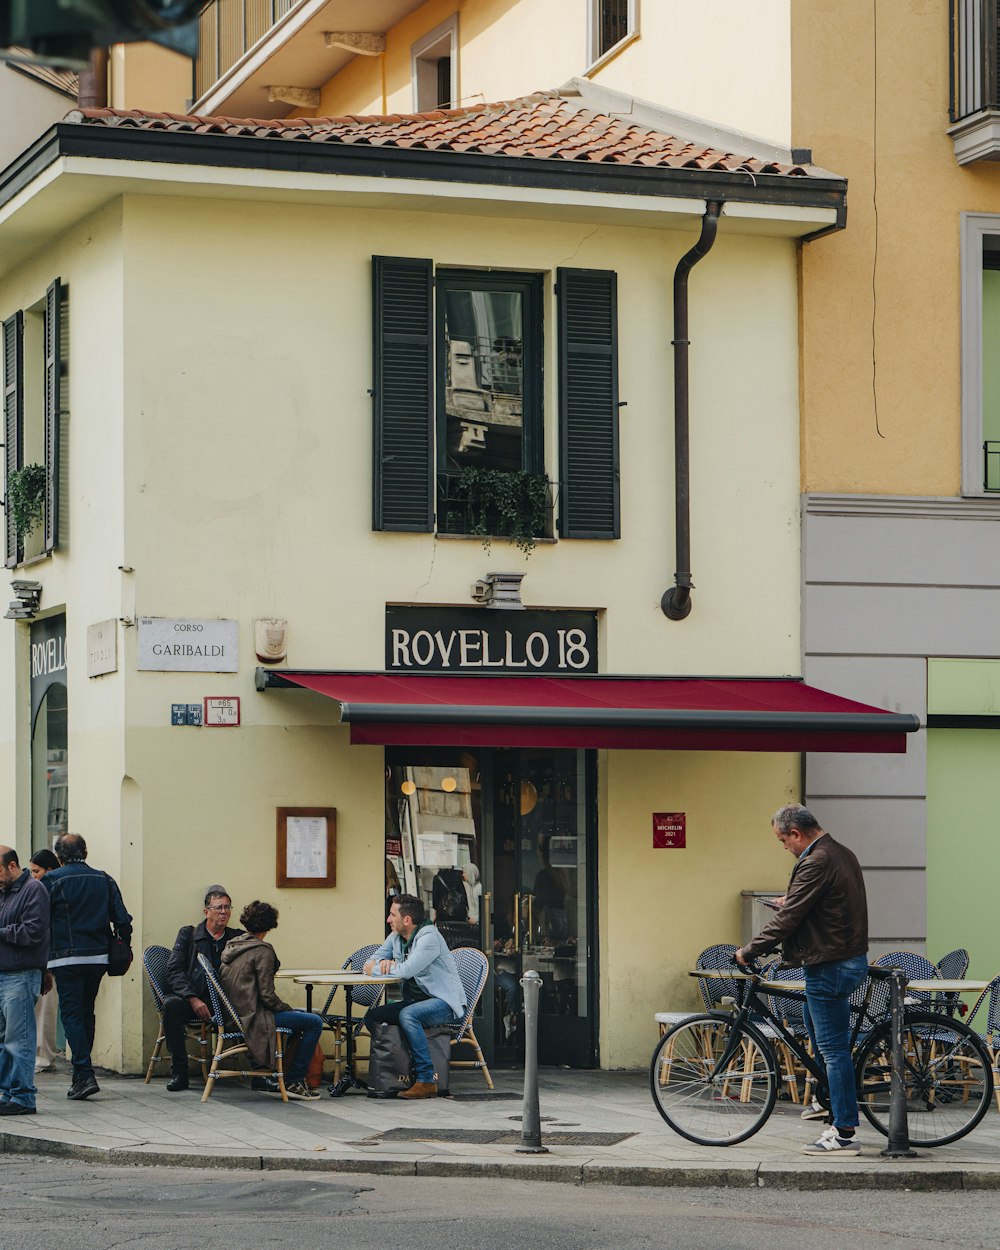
[516,970,549,1154]
[881,967,918,1158]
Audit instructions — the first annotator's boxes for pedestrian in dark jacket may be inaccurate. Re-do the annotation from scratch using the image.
[0,846,50,1115]
[737,804,869,1157]
[42,833,132,1101]
[160,885,242,1091]
[219,900,324,1101]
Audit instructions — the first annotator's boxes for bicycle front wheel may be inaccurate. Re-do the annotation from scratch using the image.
[649,1014,777,1146]
[856,1011,994,1147]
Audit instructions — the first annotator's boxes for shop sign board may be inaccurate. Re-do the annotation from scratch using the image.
[653,812,686,849]
[138,618,239,672]
[87,619,117,678]
[30,614,67,725]
[385,605,598,674]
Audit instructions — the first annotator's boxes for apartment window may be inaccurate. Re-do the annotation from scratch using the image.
[412,16,458,111]
[960,215,1000,492]
[589,0,637,66]
[3,280,66,565]
[372,259,620,540]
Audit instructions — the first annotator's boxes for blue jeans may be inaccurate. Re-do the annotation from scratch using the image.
[366,997,460,1082]
[53,965,105,1080]
[0,969,42,1108]
[273,1010,324,1084]
[803,953,869,1131]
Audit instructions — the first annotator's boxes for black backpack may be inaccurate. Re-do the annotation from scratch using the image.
[438,884,467,921]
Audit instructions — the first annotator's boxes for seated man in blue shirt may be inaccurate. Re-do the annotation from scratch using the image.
[364,894,466,1100]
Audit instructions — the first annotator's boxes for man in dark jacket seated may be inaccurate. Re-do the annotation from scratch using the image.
[161,886,242,1092]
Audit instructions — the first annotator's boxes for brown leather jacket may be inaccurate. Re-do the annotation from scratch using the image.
[742,833,868,968]
[219,933,291,1069]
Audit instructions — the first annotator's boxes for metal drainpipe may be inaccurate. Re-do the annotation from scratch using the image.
[661,200,722,621]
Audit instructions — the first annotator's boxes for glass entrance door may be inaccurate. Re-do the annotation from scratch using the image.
[384,746,597,1070]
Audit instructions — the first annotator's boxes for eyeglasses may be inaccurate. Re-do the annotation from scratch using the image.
[207,904,232,912]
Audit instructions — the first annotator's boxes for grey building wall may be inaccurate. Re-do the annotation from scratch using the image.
[801,493,1000,960]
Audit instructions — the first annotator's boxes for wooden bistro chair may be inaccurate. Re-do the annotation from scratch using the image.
[196,954,291,1102]
[966,974,1000,1114]
[318,944,386,1080]
[142,944,209,1084]
[450,947,494,1089]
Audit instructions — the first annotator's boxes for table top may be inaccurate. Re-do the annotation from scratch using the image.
[291,971,400,986]
[692,970,989,994]
[274,969,343,979]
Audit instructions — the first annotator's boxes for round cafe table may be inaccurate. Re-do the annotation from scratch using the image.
[292,970,400,1097]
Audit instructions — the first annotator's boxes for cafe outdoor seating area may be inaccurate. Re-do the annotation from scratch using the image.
[141,941,494,1100]
[655,944,1000,1115]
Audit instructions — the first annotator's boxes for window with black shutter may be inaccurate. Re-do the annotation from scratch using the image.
[557,268,620,538]
[3,311,23,568]
[2,280,66,566]
[372,258,618,543]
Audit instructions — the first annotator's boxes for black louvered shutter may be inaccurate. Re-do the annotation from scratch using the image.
[557,268,620,538]
[372,256,434,531]
[44,278,62,552]
[3,311,24,568]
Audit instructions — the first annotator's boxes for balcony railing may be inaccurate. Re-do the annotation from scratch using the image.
[195,0,298,102]
[950,0,1000,122]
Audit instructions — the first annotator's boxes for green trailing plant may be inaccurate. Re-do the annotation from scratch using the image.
[455,467,550,555]
[6,463,46,540]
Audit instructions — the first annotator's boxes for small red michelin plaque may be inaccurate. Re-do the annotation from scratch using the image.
[653,812,686,849]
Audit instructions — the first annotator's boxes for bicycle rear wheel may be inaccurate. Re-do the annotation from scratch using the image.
[649,1014,777,1146]
[856,1011,993,1147]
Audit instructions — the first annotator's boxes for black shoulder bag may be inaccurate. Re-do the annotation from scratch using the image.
[106,874,133,977]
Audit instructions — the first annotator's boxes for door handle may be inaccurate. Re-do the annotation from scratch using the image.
[513,892,521,953]
[482,890,492,953]
[526,893,534,950]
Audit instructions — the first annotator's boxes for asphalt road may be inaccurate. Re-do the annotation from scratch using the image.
[2,1157,998,1249]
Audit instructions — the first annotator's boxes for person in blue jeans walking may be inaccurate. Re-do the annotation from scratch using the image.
[219,901,324,1101]
[365,894,466,1100]
[736,804,869,1156]
[0,846,50,1116]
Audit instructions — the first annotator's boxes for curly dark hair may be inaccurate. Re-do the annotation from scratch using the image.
[240,900,279,933]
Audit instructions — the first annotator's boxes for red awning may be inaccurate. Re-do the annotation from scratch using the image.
[257,670,918,753]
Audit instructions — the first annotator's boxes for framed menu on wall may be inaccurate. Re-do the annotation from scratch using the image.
[276,807,336,888]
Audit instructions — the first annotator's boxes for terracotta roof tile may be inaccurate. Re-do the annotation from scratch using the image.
[64,92,820,178]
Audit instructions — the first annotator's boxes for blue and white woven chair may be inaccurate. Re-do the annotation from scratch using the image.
[874,951,940,1008]
[694,944,741,1010]
[142,944,209,1084]
[318,944,386,1079]
[966,974,1000,1114]
[196,953,291,1102]
[763,964,810,1104]
[449,947,493,1089]
[934,948,971,1017]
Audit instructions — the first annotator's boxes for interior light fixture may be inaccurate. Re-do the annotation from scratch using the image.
[441,776,458,792]
[400,779,416,796]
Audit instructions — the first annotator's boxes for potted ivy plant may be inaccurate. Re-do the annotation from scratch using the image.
[454,467,550,555]
[5,463,46,539]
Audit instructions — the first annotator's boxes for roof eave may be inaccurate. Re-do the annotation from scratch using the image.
[0,121,847,223]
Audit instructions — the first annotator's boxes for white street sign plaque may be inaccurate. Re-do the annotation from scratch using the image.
[138,618,239,672]
[204,696,240,727]
[87,619,117,678]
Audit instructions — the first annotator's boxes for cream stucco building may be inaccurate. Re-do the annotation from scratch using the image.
[1,1,916,1077]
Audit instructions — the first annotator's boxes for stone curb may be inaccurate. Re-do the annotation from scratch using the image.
[5,1129,1000,1190]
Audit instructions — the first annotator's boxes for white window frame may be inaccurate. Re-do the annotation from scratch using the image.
[960,212,1000,494]
[586,0,639,75]
[411,14,458,112]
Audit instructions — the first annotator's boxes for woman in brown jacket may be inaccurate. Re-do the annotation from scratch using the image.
[219,900,324,1101]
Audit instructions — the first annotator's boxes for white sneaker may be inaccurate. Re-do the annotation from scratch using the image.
[800,1096,829,1121]
[802,1126,861,1156]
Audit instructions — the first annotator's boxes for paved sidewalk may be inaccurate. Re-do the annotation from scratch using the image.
[3,1063,1000,1190]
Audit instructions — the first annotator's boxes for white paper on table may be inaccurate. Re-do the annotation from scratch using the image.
[286,816,328,878]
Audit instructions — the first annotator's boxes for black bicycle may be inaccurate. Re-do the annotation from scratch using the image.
[649,963,993,1148]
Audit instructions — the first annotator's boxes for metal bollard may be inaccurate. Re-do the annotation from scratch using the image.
[516,970,549,1154]
[880,967,918,1158]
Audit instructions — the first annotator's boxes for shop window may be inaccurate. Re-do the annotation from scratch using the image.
[588,0,638,67]
[412,15,458,111]
[3,279,67,565]
[32,682,68,852]
[372,259,620,539]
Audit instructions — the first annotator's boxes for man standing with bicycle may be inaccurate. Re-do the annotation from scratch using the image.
[736,804,868,1156]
